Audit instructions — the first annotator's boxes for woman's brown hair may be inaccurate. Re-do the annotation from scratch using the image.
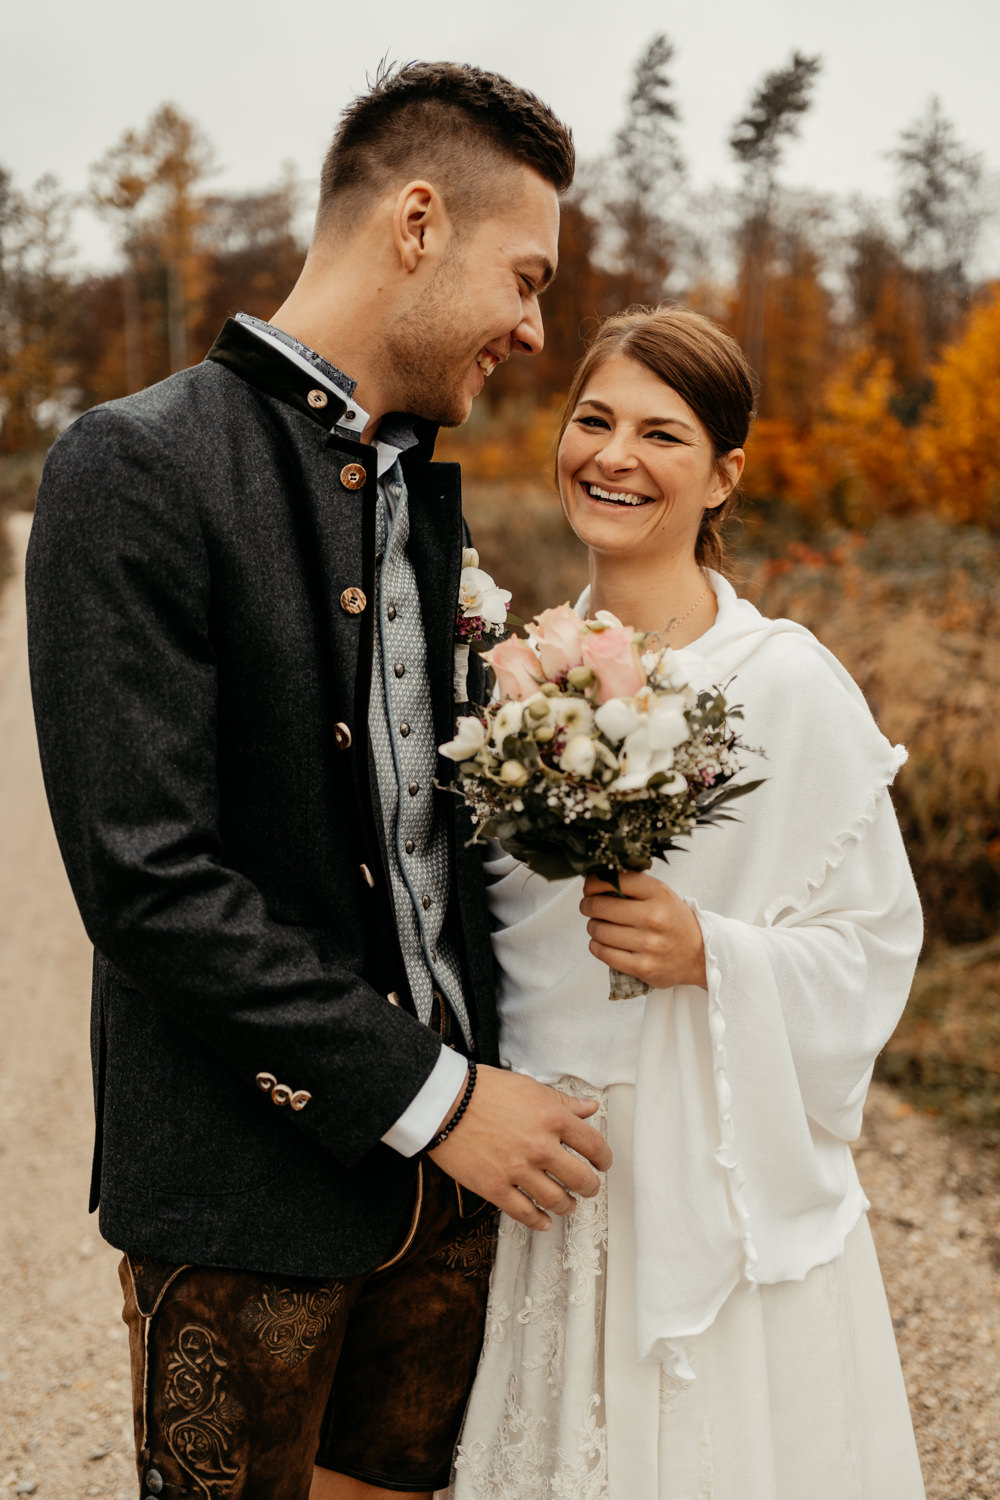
[557,306,758,573]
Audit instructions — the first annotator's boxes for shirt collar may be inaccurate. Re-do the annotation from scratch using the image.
[235,313,419,479]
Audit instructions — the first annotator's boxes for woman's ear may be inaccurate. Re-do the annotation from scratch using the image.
[707,448,745,508]
[392,180,451,274]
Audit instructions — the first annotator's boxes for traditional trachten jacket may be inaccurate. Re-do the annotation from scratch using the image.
[26,318,497,1277]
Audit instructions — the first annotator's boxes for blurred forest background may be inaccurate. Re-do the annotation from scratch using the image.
[1,37,998,1126]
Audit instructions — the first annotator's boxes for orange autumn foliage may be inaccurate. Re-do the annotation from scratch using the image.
[918,282,1000,527]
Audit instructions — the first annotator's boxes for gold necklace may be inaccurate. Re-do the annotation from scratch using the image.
[662,581,710,638]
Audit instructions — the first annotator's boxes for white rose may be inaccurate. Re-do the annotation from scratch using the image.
[459,566,512,627]
[439,716,487,762]
[560,734,597,778]
[595,697,642,743]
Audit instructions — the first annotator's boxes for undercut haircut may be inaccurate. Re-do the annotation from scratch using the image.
[316,61,575,237]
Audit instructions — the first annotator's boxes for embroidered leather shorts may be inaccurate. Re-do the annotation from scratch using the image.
[120,1161,497,1498]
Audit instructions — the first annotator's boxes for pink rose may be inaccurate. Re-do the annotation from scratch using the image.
[483,635,543,700]
[532,603,585,680]
[580,627,645,704]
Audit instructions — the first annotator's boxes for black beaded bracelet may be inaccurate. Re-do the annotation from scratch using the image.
[427,1060,477,1150]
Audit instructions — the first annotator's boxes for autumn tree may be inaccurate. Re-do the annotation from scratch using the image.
[728,50,822,385]
[890,96,986,356]
[602,32,685,305]
[194,165,306,350]
[91,103,216,385]
[919,282,1000,527]
[0,169,75,453]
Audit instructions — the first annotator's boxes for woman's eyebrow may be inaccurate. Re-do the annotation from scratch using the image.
[576,397,697,434]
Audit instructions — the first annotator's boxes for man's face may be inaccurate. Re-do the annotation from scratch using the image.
[385,166,560,426]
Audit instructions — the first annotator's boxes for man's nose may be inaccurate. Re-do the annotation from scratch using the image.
[512,296,544,356]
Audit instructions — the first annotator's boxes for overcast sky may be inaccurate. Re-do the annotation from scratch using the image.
[3,0,998,270]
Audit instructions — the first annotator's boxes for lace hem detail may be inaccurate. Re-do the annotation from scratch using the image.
[449,1077,610,1499]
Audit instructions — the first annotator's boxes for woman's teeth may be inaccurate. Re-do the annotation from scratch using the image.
[476,352,498,377]
[585,483,651,506]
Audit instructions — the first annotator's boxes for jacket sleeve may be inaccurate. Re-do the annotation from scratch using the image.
[26,405,443,1167]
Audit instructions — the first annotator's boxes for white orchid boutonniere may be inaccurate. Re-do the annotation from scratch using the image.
[453,547,512,703]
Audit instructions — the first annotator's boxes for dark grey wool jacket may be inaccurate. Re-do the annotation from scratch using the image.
[25,319,497,1278]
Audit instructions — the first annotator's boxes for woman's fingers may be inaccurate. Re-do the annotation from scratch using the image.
[588,936,650,982]
[586,917,647,951]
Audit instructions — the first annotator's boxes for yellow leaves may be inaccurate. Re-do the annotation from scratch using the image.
[918,282,1000,526]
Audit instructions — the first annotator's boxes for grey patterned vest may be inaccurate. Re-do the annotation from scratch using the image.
[367,465,471,1042]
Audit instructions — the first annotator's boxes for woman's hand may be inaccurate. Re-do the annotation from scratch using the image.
[580,870,707,991]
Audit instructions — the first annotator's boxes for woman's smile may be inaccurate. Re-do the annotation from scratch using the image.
[580,480,656,508]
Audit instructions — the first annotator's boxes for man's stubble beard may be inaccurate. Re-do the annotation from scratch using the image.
[382,248,477,428]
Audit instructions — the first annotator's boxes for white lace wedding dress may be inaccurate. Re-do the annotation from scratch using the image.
[441,578,926,1500]
[445,1080,923,1500]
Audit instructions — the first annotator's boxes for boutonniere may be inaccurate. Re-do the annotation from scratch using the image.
[454,547,512,704]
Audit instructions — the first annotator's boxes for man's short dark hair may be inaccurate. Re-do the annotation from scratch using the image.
[316,61,575,236]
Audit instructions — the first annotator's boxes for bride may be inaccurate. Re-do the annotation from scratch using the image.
[443,307,925,1499]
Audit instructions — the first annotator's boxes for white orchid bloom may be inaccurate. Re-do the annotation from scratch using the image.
[439,716,487,762]
[461,546,480,570]
[594,697,642,744]
[459,566,512,626]
[590,609,625,631]
[492,700,524,746]
[616,721,688,792]
[560,734,597,778]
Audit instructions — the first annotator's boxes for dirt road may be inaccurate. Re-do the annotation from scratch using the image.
[0,512,997,1499]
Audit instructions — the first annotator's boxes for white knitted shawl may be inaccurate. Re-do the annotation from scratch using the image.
[487,573,923,1378]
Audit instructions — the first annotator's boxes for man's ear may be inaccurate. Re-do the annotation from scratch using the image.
[392,180,452,274]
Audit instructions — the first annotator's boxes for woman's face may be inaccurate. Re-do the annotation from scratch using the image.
[557,354,743,566]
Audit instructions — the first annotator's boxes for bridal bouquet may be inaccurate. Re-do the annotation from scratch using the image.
[440,603,761,999]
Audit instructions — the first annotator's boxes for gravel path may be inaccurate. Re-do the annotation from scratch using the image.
[1,512,997,1499]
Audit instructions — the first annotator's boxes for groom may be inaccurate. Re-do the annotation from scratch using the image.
[26,63,610,1500]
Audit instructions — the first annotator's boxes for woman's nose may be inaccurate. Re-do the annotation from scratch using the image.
[595,432,637,471]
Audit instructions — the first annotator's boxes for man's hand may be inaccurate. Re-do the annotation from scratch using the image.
[427,1065,612,1231]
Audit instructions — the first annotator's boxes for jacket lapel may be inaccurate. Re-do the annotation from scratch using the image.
[404,458,463,747]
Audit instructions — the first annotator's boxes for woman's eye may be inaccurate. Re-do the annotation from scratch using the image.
[648,429,680,443]
[575,416,609,431]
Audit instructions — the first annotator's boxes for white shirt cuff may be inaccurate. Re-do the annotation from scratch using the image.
[380,1046,469,1158]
